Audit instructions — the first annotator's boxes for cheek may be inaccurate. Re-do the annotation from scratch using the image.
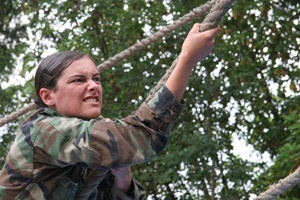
[71,85,86,96]
[60,87,85,106]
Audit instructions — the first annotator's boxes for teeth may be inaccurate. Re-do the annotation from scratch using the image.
[85,98,97,102]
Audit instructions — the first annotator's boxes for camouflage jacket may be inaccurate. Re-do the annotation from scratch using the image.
[0,86,183,200]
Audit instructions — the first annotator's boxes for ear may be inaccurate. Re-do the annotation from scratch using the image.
[39,88,55,107]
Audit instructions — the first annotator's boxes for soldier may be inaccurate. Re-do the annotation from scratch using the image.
[0,24,220,199]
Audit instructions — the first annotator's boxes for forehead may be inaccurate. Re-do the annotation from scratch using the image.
[61,57,99,76]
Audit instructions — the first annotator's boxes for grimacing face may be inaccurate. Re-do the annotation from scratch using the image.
[41,57,103,119]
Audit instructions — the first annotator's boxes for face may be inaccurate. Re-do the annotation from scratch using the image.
[47,57,102,119]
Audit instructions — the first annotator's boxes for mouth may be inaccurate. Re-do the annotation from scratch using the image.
[83,97,99,102]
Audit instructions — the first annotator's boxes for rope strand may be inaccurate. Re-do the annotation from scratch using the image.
[255,167,300,200]
[0,0,222,126]
[0,103,36,127]
[145,0,235,102]
[3,1,299,199]
[97,0,219,72]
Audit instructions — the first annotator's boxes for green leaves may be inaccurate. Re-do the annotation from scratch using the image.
[1,0,300,198]
[252,110,300,197]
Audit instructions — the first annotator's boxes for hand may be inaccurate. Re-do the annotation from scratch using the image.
[180,23,221,69]
[111,166,133,194]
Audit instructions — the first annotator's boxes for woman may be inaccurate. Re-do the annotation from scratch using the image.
[0,24,220,199]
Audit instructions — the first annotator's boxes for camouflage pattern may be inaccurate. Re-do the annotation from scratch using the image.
[0,85,183,200]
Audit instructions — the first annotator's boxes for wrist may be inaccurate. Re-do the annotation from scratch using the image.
[178,53,197,70]
[115,175,133,194]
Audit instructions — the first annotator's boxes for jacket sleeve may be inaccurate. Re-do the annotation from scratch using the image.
[90,85,183,168]
[33,85,183,168]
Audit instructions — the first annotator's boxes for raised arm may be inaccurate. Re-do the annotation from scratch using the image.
[165,23,221,101]
[108,24,221,196]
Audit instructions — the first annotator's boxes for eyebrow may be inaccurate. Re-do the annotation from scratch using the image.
[69,73,100,79]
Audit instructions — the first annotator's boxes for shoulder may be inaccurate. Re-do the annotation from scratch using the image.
[34,108,100,139]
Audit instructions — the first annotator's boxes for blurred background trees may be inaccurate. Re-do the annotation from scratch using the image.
[1,0,300,199]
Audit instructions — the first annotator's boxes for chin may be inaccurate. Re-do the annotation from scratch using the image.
[87,110,101,119]
[77,106,101,120]
[89,114,101,119]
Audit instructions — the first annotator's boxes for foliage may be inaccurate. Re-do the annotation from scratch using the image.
[0,0,33,166]
[251,110,300,199]
[1,0,300,199]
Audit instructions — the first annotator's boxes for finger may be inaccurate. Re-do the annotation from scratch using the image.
[193,23,201,28]
[189,23,201,34]
[206,26,221,37]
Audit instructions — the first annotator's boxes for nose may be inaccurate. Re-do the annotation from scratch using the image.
[87,79,101,92]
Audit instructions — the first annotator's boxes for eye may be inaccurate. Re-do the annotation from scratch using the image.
[93,77,101,83]
[72,79,84,83]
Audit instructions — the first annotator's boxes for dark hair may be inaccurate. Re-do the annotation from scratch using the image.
[34,51,96,108]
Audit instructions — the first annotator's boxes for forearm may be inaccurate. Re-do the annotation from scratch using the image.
[165,54,194,101]
[165,24,220,101]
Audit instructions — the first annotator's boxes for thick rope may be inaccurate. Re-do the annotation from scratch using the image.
[145,0,235,103]
[97,0,219,72]
[255,167,300,200]
[2,1,300,199]
[0,0,220,126]
[199,0,235,32]
[0,103,36,127]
